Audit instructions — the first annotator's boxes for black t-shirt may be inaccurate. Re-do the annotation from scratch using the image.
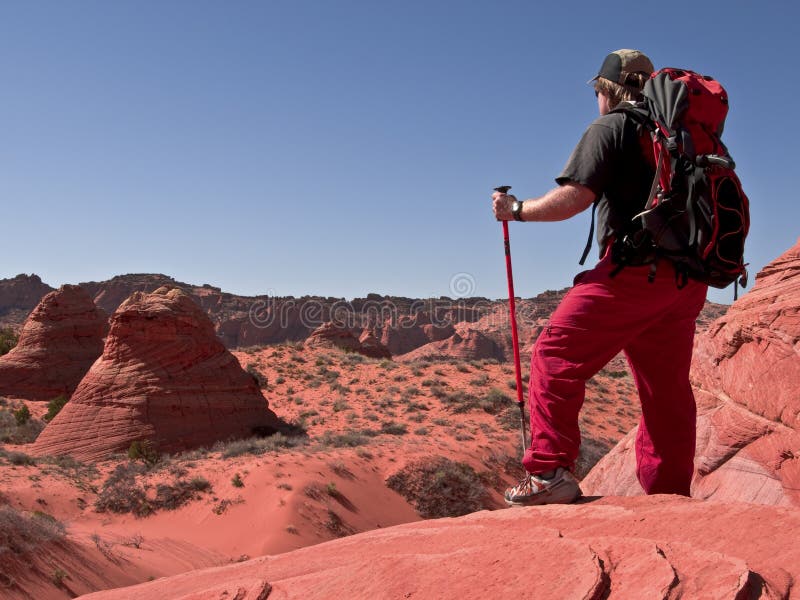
[556,108,655,258]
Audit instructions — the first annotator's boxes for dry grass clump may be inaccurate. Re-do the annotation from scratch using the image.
[386,456,489,518]
[217,432,308,458]
[0,506,65,556]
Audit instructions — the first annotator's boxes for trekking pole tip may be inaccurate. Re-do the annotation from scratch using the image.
[494,185,512,194]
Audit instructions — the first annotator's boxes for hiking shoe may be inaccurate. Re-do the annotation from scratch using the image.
[504,468,582,506]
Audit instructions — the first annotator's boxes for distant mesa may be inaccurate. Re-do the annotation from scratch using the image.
[32,287,284,461]
[582,238,800,506]
[0,284,107,401]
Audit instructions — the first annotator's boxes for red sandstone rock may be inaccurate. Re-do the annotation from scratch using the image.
[80,495,800,599]
[358,329,391,359]
[583,239,800,505]
[31,287,283,461]
[0,273,54,330]
[304,322,391,359]
[0,285,107,401]
[398,323,505,362]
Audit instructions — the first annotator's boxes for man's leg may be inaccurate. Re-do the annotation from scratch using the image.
[624,283,707,495]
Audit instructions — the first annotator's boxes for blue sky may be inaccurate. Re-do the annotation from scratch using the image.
[1,1,796,304]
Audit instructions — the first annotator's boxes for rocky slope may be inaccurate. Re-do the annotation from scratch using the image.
[80,495,800,600]
[31,287,284,461]
[582,238,800,505]
[0,285,107,401]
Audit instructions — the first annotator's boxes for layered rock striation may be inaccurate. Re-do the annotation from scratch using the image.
[32,287,283,461]
[80,495,800,600]
[582,239,800,505]
[0,285,107,400]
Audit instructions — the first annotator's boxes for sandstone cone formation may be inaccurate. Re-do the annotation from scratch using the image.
[32,287,283,461]
[81,495,800,600]
[0,285,107,400]
[582,239,800,505]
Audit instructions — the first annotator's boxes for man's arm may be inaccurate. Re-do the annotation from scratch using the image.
[492,182,596,222]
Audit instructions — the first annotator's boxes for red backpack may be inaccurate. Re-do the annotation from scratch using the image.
[610,68,750,293]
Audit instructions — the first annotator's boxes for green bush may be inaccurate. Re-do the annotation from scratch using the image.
[44,395,69,422]
[0,328,18,356]
[232,473,244,488]
[13,404,30,426]
[128,440,160,467]
[386,457,488,518]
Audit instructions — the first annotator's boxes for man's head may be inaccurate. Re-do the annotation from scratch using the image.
[590,49,653,113]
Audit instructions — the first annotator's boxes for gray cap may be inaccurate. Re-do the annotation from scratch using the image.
[588,49,654,88]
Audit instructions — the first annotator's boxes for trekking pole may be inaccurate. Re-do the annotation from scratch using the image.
[495,185,528,455]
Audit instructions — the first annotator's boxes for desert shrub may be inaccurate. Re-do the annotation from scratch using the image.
[0,506,65,555]
[2,450,36,466]
[218,432,308,458]
[379,359,397,370]
[13,404,30,426]
[0,408,44,444]
[317,431,371,448]
[95,463,211,516]
[0,328,18,356]
[154,477,212,510]
[128,440,160,467]
[574,437,612,479]
[246,363,268,388]
[495,406,529,431]
[95,463,151,516]
[324,509,353,537]
[380,421,408,435]
[44,395,69,422]
[480,388,512,414]
[469,374,489,387]
[232,473,244,488]
[442,390,481,413]
[386,457,489,518]
[328,460,354,479]
[429,385,448,399]
[332,398,349,412]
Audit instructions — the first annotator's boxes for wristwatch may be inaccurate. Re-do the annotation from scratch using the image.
[511,199,524,221]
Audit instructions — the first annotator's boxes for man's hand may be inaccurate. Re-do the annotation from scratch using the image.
[492,191,518,221]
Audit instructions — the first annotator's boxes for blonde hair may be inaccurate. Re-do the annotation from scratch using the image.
[595,73,648,110]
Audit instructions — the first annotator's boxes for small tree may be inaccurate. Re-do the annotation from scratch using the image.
[45,395,69,422]
[13,404,31,426]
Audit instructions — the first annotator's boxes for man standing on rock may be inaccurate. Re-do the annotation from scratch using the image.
[492,49,708,505]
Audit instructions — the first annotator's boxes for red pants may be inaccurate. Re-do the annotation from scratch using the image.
[522,254,708,495]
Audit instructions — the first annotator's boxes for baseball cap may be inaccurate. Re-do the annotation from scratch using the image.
[588,49,654,88]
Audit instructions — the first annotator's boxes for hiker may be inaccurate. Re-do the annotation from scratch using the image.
[492,49,708,505]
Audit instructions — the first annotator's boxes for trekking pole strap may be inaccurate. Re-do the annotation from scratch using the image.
[579,201,598,265]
